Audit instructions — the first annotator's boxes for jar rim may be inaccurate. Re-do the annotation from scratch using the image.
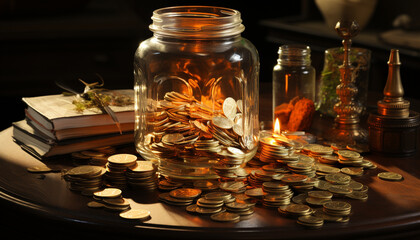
[149,6,245,39]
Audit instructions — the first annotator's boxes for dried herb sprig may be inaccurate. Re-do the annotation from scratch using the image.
[56,74,133,134]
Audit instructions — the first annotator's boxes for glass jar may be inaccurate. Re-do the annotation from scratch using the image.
[316,47,371,117]
[272,45,316,132]
[134,6,260,180]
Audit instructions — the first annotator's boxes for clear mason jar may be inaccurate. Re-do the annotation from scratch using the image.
[134,6,260,180]
[272,45,316,131]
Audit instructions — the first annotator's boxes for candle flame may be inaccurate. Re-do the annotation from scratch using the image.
[274,118,281,135]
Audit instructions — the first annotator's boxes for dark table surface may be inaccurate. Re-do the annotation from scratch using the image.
[1,87,420,240]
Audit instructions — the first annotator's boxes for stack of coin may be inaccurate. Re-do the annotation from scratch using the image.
[225,202,255,217]
[125,160,158,191]
[323,201,352,217]
[337,150,364,166]
[305,190,333,207]
[263,193,292,208]
[104,153,138,188]
[188,197,225,215]
[278,203,313,218]
[210,211,241,223]
[258,136,296,164]
[247,169,282,187]
[159,188,202,206]
[302,144,334,157]
[64,165,105,193]
[287,162,316,177]
[297,215,324,228]
[89,188,131,212]
[244,187,264,202]
[204,191,236,204]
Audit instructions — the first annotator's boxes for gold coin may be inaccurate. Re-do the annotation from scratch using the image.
[66,165,103,177]
[308,190,333,199]
[128,161,155,172]
[245,188,264,198]
[212,116,234,129]
[284,204,311,214]
[93,188,122,198]
[161,133,184,144]
[378,172,403,181]
[346,191,368,201]
[119,208,150,220]
[223,97,237,120]
[337,150,360,159]
[210,211,240,222]
[169,188,202,199]
[27,166,53,173]
[87,201,105,208]
[107,154,137,165]
[297,215,324,225]
[323,201,351,211]
[324,173,351,184]
[341,167,364,176]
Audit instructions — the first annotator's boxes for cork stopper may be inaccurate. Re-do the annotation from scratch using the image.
[377,49,410,118]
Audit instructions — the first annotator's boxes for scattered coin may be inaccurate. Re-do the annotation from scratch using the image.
[378,172,403,181]
[119,208,151,220]
[94,188,122,198]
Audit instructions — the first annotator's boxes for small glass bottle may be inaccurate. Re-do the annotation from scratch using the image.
[272,45,316,131]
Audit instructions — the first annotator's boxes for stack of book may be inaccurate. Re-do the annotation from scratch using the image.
[12,90,135,159]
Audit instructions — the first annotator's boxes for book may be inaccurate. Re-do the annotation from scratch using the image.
[26,118,134,141]
[22,89,135,131]
[12,120,134,159]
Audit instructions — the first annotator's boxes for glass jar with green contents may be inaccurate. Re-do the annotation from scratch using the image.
[316,47,371,117]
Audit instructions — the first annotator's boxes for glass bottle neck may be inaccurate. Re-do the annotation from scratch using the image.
[277,45,312,66]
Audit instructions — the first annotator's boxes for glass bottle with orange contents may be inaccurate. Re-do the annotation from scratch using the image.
[272,45,316,132]
[134,6,259,180]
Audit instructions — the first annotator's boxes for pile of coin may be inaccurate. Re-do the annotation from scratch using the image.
[89,188,130,211]
[296,215,324,228]
[144,92,257,180]
[262,181,293,208]
[87,187,151,221]
[225,202,255,218]
[258,135,296,164]
[322,201,352,218]
[63,165,105,193]
[125,161,158,190]
[305,190,333,207]
[104,153,138,188]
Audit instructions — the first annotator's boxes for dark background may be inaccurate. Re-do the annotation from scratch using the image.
[1,0,420,130]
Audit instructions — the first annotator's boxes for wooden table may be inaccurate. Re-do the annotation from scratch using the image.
[1,122,420,240]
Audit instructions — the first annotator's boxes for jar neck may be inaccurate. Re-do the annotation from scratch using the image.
[277,45,312,66]
[149,6,245,40]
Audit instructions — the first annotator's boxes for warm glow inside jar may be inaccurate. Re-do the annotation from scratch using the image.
[134,6,260,180]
